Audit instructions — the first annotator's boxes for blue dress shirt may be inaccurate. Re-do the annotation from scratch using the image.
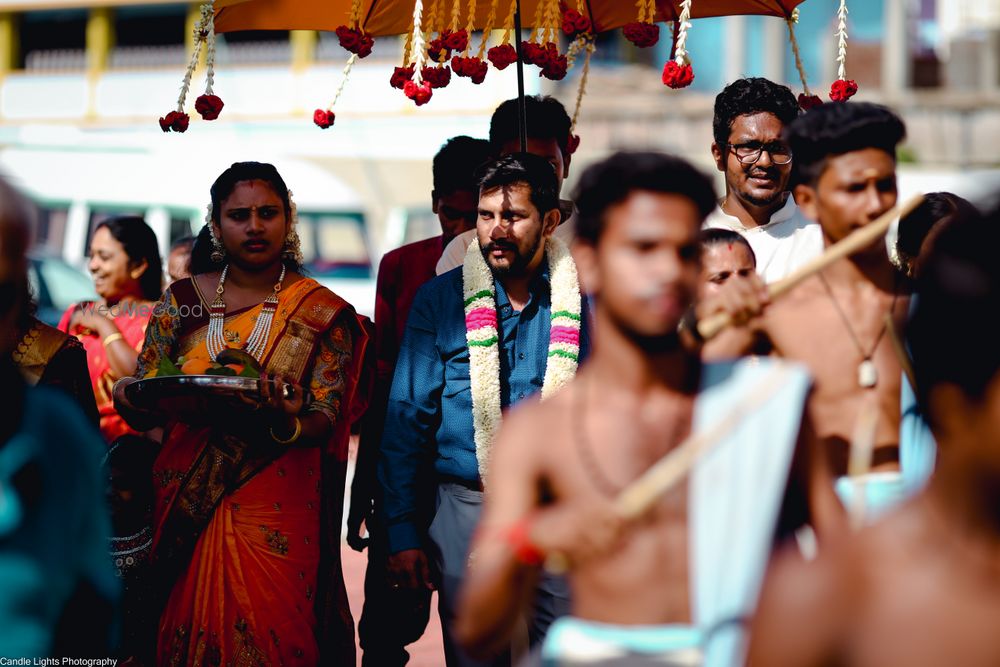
[378,260,591,554]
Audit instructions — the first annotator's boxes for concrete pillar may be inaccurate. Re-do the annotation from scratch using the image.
[762,16,785,83]
[86,7,114,73]
[0,13,18,76]
[725,15,746,84]
[291,30,318,71]
[882,0,912,98]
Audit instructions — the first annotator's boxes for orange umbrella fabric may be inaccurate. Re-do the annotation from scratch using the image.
[215,0,807,36]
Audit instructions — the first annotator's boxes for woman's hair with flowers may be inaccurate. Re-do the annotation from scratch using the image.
[190,162,302,275]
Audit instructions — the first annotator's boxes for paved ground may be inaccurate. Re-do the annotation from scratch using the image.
[342,545,445,666]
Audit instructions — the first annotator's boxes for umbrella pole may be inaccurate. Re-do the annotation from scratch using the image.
[512,0,527,151]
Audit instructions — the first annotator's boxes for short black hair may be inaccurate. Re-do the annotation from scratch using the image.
[489,95,572,157]
[433,136,493,197]
[895,192,977,269]
[785,102,907,187]
[95,216,163,301]
[700,228,756,267]
[477,153,560,217]
[907,202,998,423]
[573,152,717,245]
[712,78,800,149]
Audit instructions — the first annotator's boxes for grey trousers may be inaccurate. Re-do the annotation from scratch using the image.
[428,482,572,667]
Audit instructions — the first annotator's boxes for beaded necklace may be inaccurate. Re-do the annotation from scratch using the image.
[206,263,286,362]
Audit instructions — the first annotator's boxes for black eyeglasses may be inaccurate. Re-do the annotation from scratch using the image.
[726,142,793,165]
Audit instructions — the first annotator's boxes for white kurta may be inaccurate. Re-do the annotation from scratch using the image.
[703,196,823,285]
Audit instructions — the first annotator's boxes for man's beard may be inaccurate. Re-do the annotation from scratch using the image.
[737,167,785,208]
[481,229,544,278]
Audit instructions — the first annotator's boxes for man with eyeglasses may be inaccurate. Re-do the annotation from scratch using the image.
[705,78,823,284]
[349,135,492,666]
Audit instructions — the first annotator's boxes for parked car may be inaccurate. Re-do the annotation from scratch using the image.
[27,251,97,327]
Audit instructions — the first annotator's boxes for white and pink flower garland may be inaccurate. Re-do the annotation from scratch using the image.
[463,236,582,483]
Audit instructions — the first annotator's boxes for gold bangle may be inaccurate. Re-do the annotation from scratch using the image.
[270,416,302,445]
[103,332,124,347]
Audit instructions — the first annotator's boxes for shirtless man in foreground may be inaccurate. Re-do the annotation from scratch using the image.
[456,152,830,666]
[702,102,911,520]
[749,205,1000,666]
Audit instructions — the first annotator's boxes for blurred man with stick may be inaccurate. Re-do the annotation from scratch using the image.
[457,153,830,666]
[749,204,1000,667]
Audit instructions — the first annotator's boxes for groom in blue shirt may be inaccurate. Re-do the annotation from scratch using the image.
[378,153,591,666]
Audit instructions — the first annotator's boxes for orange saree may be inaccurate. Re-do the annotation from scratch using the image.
[133,276,369,666]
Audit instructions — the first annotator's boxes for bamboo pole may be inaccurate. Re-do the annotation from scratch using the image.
[697,194,926,341]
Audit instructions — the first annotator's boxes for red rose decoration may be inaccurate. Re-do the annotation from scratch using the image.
[194,94,224,121]
[566,133,581,155]
[541,52,568,81]
[390,65,415,90]
[158,112,175,132]
[336,25,374,58]
[829,79,858,102]
[158,111,189,133]
[335,26,360,52]
[421,66,452,89]
[623,22,660,48]
[488,44,518,70]
[313,109,336,129]
[357,34,374,58]
[662,61,694,89]
[428,37,451,61]
[452,56,489,84]
[561,9,592,39]
[521,41,546,66]
[403,80,433,106]
[443,29,469,52]
[798,93,824,111]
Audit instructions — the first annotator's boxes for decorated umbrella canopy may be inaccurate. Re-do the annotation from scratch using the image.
[161,0,860,134]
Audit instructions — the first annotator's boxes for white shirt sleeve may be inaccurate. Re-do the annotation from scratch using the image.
[435,229,476,275]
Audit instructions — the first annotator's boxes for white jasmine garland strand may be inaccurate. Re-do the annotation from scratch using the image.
[329,54,359,109]
[674,0,693,66]
[177,5,210,112]
[836,0,849,80]
[476,0,499,58]
[411,0,427,84]
[204,3,216,96]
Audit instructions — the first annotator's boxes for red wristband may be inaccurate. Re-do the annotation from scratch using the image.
[505,517,545,567]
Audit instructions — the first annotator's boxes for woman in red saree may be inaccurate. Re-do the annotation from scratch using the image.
[60,216,163,443]
[117,162,368,666]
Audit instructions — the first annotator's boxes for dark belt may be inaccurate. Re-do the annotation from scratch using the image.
[438,474,483,492]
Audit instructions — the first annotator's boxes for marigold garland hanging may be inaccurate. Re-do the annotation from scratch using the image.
[829,0,858,101]
[661,0,695,89]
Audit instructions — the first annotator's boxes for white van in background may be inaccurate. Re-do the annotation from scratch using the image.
[1,145,377,318]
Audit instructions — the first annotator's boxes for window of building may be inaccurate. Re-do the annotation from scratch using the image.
[20,9,88,71]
